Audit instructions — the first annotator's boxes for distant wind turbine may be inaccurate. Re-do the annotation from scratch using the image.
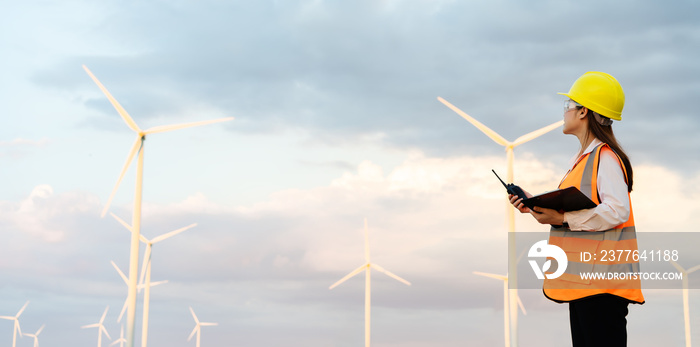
[24,324,45,347]
[473,272,527,347]
[0,301,29,347]
[438,96,562,346]
[668,260,700,347]
[111,212,195,347]
[81,306,111,347]
[110,325,127,347]
[329,218,411,347]
[83,65,233,347]
[473,250,527,347]
[188,307,218,347]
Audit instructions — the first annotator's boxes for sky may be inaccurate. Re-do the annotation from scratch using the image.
[2,0,700,346]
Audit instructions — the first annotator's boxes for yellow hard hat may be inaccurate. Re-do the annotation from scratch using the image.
[558,71,625,121]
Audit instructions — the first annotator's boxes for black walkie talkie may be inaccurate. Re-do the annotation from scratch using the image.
[492,169,528,201]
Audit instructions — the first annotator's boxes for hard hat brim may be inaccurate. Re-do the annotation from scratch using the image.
[557,92,621,121]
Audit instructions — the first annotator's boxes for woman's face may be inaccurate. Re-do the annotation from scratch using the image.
[562,100,585,135]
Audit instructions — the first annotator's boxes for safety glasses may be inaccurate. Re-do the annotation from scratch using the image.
[564,99,582,112]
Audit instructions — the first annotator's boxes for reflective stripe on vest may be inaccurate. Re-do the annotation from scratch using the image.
[543,143,645,304]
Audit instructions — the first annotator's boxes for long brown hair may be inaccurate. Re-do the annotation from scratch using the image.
[582,109,634,192]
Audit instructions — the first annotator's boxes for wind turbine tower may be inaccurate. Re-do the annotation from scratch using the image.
[188,307,218,347]
[81,306,111,347]
[110,325,127,347]
[83,65,233,347]
[110,260,167,323]
[473,272,526,347]
[669,260,700,347]
[111,212,195,347]
[438,96,563,347]
[329,218,411,347]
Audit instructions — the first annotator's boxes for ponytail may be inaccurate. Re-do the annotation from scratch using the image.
[585,110,634,192]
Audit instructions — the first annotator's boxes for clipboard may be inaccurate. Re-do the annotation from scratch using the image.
[521,187,597,212]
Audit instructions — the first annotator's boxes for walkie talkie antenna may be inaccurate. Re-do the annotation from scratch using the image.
[492,169,508,188]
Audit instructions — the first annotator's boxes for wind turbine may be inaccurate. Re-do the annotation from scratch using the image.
[329,218,411,347]
[111,212,195,347]
[438,96,563,346]
[473,272,527,347]
[83,65,233,347]
[110,260,168,323]
[24,324,44,347]
[188,307,218,347]
[0,301,29,347]
[473,250,527,347]
[81,306,111,347]
[668,260,700,347]
[110,325,127,347]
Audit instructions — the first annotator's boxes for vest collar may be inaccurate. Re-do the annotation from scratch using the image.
[569,138,603,168]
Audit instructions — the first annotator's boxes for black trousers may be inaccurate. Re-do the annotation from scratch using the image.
[568,294,629,347]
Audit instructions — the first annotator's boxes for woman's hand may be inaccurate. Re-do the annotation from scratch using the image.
[530,206,566,225]
[508,191,532,214]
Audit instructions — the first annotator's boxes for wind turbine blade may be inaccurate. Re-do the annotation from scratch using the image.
[371,264,411,286]
[83,65,142,133]
[151,223,197,244]
[437,97,509,146]
[187,326,199,341]
[329,264,368,289]
[473,271,508,281]
[0,316,13,320]
[99,306,109,323]
[668,259,686,273]
[143,117,234,135]
[687,264,700,274]
[82,324,99,329]
[149,280,168,287]
[110,212,133,233]
[101,325,112,340]
[517,294,527,315]
[16,301,29,317]
[111,261,128,284]
[200,322,218,326]
[117,300,127,323]
[101,137,141,217]
[512,120,564,147]
[36,324,45,335]
[189,307,200,324]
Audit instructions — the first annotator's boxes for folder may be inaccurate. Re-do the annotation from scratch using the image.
[521,186,597,212]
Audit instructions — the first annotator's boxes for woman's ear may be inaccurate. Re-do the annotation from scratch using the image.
[578,107,589,119]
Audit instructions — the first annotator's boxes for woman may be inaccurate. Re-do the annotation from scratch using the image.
[510,71,644,347]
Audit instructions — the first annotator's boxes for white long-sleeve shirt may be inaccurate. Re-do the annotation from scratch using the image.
[562,138,631,231]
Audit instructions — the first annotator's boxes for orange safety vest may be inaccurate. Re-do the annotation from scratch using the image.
[543,143,645,304]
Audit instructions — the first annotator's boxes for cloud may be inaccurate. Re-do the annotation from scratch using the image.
[0,138,50,147]
[87,149,700,294]
[0,138,50,159]
[3,151,700,345]
[30,1,700,171]
[632,164,700,233]
[1,184,99,243]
